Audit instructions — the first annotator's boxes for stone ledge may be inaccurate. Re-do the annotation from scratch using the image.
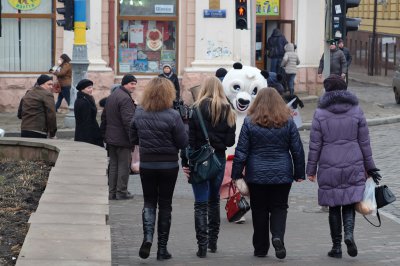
[0,138,110,266]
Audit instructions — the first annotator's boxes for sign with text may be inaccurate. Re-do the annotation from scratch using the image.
[7,0,41,11]
[154,5,174,14]
[203,9,226,18]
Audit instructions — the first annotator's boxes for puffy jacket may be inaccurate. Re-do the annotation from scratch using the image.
[130,107,188,162]
[19,85,57,137]
[101,86,135,148]
[318,49,347,75]
[267,28,288,59]
[74,91,103,147]
[232,117,305,184]
[281,43,300,74]
[306,90,376,207]
[189,99,236,155]
[53,62,72,87]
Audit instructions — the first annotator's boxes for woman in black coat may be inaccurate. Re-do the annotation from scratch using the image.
[158,64,180,100]
[74,79,103,147]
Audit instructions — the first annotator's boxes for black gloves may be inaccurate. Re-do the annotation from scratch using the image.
[367,168,382,185]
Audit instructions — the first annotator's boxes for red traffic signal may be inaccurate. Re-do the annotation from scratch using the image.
[235,0,248,30]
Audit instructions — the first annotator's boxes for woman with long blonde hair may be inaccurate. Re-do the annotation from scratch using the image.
[130,77,188,261]
[182,76,236,258]
[231,87,305,259]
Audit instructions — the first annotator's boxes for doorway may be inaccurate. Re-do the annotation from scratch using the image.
[255,19,295,71]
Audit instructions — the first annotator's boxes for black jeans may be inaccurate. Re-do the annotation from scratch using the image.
[140,167,179,212]
[21,130,47,138]
[55,86,71,112]
[248,183,292,255]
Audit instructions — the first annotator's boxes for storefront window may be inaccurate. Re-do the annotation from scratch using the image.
[0,0,54,73]
[118,0,177,75]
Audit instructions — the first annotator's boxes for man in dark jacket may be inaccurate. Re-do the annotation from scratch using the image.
[318,40,347,80]
[18,75,57,138]
[101,74,137,200]
[266,28,288,74]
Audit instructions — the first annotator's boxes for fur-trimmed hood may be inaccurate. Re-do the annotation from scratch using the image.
[318,90,359,113]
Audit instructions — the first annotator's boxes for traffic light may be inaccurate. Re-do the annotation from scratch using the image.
[235,0,247,30]
[56,0,74,31]
[331,0,361,41]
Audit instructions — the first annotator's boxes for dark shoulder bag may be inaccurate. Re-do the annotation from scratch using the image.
[186,107,222,184]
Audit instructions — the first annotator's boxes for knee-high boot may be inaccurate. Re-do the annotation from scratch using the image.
[342,204,357,257]
[207,200,220,253]
[328,207,342,258]
[139,208,156,259]
[194,202,208,258]
[156,209,172,260]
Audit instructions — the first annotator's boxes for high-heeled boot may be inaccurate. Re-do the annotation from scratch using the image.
[156,209,172,260]
[343,205,357,257]
[139,208,156,259]
[328,207,342,258]
[207,200,220,253]
[194,202,208,258]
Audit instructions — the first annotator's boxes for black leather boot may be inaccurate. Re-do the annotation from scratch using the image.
[328,207,342,258]
[139,208,156,259]
[156,209,172,260]
[207,200,220,253]
[343,204,357,257]
[194,202,208,258]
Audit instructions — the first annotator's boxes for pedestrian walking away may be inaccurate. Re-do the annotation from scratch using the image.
[17,74,57,139]
[307,74,382,259]
[130,77,188,261]
[231,87,305,259]
[182,76,236,258]
[101,74,137,201]
[74,79,103,147]
[281,43,300,96]
[50,53,72,112]
[266,28,288,74]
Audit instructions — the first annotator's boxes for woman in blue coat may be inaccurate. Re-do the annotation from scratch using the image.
[231,87,305,259]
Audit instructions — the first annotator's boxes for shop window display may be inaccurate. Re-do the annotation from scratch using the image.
[118,20,176,74]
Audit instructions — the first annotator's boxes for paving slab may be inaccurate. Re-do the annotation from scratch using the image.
[29,213,107,225]
[47,173,107,186]
[50,167,106,176]
[43,183,108,196]
[16,260,110,266]
[18,239,111,261]
[35,202,108,215]
[25,224,110,241]
[39,192,109,205]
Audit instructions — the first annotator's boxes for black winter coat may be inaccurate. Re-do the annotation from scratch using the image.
[231,117,305,184]
[130,107,188,162]
[159,73,180,100]
[189,99,236,155]
[74,91,103,147]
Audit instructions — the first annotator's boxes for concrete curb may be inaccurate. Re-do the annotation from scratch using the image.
[349,77,392,88]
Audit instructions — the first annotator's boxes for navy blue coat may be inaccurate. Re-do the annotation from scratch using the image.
[231,116,305,184]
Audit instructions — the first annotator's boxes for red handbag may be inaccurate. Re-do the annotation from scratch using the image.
[225,181,250,222]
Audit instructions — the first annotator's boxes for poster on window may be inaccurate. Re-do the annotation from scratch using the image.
[120,48,137,63]
[256,0,280,16]
[130,24,144,44]
[134,59,148,72]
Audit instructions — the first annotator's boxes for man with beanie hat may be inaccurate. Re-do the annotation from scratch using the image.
[101,74,137,200]
[215,68,227,82]
[317,40,347,80]
[18,75,57,138]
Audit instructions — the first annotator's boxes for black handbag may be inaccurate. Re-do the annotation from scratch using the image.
[186,107,222,184]
[363,183,396,227]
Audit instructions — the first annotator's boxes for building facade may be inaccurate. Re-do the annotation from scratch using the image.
[0,0,325,111]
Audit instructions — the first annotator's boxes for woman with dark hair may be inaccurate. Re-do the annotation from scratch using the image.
[183,76,236,258]
[130,77,188,261]
[74,79,103,147]
[307,74,380,259]
[231,87,305,259]
[50,53,72,112]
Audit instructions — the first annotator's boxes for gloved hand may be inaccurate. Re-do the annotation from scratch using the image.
[367,168,382,185]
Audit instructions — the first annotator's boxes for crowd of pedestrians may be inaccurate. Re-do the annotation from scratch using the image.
[16,50,380,262]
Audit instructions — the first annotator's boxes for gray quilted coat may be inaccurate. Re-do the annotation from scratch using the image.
[306,90,376,207]
[231,116,305,184]
[281,43,300,74]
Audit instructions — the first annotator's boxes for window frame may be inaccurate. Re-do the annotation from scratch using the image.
[0,0,56,74]
[116,2,179,76]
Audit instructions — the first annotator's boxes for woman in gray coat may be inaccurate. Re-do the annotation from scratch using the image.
[307,74,381,259]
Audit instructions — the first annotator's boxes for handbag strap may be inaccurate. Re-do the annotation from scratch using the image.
[363,209,382,227]
[228,180,237,198]
[195,106,210,144]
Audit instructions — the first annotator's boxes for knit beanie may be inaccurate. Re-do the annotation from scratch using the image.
[215,68,228,79]
[37,75,53,86]
[323,74,347,92]
[121,74,137,86]
[76,79,93,91]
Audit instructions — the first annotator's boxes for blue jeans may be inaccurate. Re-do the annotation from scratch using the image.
[286,74,296,95]
[270,58,283,73]
[55,86,71,112]
[191,153,226,203]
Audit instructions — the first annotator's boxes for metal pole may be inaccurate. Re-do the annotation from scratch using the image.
[323,0,331,79]
[368,0,377,76]
[250,0,256,67]
[64,0,89,128]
